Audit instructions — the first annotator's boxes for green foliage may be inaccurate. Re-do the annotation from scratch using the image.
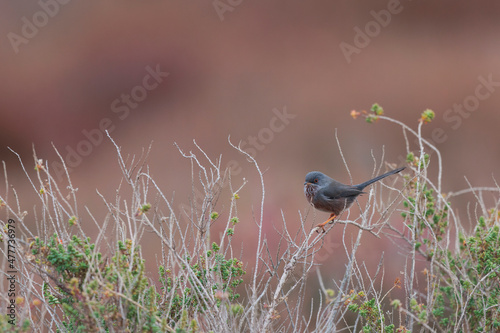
[401,180,449,250]
[6,107,500,332]
[371,103,384,115]
[365,114,378,124]
[429,209,500,331]
[0,315,31,333]
[231,304,244,316]
[410,298,428,324]
[159,245,246,323]
[31,234,92,281]
[139,203,152,214]
[346,291,400,332]
[420,109,435,123]
[68,216,77,226]
[359,103,384,123]
[354,105,500,331]
[401,146,499,331]
[31,235,164,331]
[398,147,499,331]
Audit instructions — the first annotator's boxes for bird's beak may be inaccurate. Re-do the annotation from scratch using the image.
[304,182,311,186]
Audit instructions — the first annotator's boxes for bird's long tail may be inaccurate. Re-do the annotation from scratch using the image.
[356,167,405,190]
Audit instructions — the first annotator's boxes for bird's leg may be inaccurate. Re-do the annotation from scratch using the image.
[316,213,337,233]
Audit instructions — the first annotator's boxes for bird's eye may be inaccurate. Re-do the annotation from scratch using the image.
[314,178,318,183]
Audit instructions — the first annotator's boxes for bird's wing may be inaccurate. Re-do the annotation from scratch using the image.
[322,182,364,200]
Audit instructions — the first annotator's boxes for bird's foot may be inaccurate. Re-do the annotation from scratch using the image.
[315,214,337,233]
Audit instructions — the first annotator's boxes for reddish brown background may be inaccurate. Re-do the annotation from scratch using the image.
[1,0,500,312]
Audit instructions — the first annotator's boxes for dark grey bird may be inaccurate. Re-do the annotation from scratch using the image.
[304,167,405,232]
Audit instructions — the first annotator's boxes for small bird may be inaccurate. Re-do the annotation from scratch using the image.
[304,167,405,232]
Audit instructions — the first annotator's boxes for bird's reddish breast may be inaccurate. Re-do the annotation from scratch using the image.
[304,183,316,205]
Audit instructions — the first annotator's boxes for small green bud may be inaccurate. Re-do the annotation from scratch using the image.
[365,114,378,124]
[231,304,244,316]
[370,103,384,115]
[406,152,414,163]
[68,216,77,226]
[391,299,401,309]
[138,203,151,215]
[420,109,435,123]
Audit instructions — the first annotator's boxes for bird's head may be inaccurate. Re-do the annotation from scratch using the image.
[304,171,329,187]
[304,171,329,204]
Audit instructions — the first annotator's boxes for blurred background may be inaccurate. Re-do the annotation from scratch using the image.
[2,0,500,318]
